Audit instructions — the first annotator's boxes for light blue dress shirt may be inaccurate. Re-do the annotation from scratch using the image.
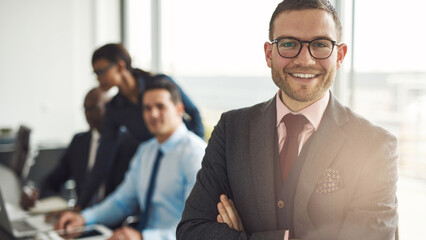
[81,124,206,240]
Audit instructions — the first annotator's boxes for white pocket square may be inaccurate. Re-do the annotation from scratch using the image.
[315,168,344,194]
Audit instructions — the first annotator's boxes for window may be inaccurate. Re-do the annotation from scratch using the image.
[127,0,280,130]
[348,0,426,238]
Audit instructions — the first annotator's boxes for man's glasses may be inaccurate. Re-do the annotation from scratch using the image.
[270,37,338,59]
[93,62,116,76]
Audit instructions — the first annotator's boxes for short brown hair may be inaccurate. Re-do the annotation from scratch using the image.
[143,78,182,105]
[268,0,343,42]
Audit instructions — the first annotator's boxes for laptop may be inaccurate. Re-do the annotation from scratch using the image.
[0,188,52,238]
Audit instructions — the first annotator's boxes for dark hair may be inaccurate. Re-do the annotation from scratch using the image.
[84,87,106,104]
[91,43,153,78]
[268,0,343,42]
[143,78,182,104]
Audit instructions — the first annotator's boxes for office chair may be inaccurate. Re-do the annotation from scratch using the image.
[24,146,66,187]
[9,125,31,179]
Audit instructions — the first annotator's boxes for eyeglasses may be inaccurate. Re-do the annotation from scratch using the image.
[93,62,116,76]
[270,37,338,59]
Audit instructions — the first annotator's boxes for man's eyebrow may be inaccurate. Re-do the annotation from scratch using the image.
[274,35,335,41]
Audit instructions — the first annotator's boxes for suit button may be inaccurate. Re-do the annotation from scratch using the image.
[277,200,285,208]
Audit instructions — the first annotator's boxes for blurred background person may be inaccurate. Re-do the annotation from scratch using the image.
[55,78,206,240]
[79,43,205,209]
[20,87,120,211]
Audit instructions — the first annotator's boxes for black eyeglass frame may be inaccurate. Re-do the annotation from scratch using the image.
[270,37,339,59]
[93,62,116,76]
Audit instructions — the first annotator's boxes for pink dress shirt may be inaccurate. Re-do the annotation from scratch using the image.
[276,91,330,155]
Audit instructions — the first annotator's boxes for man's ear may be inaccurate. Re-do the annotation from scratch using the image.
[264,42,273,68]
[336,43,348,70]
[176,102,185,117]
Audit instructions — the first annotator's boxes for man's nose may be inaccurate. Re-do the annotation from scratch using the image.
[293,44,316,66]
[150,108,160,117]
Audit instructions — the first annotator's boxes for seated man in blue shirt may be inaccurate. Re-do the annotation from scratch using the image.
[54,78,206,240]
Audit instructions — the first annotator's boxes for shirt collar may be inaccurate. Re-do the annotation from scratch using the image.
[276,90,330,131]
[91,129,100,140]
[156,123,187,154]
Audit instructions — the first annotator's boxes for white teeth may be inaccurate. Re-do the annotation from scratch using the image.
[292,73,316,78]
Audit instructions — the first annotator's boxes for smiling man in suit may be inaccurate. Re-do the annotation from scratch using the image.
[177,0,398,240]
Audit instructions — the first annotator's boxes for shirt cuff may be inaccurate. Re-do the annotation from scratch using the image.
[283,229,289,240]
[142,228,175,240]
[81,209,97,225]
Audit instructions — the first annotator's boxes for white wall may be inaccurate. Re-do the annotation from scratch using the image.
[0,0,121,145]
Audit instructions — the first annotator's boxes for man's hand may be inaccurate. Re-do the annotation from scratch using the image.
[216,195,295,239]
[20,185,39,210]
[44,211,62,224]
[108,226,143,240]
[216,194,244,231]
[45,206,81,224]
[54,211,85,232]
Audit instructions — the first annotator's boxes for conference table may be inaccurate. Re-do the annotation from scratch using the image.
[0,164,112,239]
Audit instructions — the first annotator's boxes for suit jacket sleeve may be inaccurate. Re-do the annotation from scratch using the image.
[337,130,398,239]
[177,112,285,240]
[40,134,79,198]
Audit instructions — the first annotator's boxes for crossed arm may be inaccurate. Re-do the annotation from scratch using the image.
[216,194,244,232]
[216,194,289,240]
[177,112,289,240]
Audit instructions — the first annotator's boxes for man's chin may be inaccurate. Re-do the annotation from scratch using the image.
[147,127,162,136]
[282,87,324,103]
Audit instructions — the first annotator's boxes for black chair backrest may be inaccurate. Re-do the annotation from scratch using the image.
[10,125,31,178]
[24,147,66,186]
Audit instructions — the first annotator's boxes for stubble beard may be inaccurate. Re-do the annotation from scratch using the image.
[271,62,335,103]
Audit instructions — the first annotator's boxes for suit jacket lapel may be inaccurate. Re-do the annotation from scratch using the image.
[249,96,279,228]
[294,93,349,238]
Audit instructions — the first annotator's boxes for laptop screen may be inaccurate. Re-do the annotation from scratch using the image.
[0,188,46,238]
[0,189,14,236]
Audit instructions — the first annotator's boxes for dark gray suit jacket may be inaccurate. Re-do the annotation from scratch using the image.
[177,93,398,240]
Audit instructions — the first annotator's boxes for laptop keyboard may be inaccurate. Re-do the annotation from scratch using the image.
[12,220,37,232]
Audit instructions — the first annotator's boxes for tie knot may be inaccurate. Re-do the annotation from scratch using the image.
[157,149,164,159]
[283,114,308,137]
